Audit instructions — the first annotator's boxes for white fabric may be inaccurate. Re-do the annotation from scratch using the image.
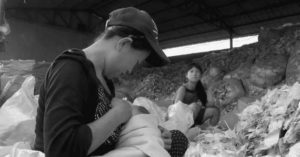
[133,97,194,134]
[0,76,43,156]
[133,97,167,124]
[0,76,38,146]
[161,101,194,134]
[287,142,300,157]
[0,142,44,157]
[102,114,170,157]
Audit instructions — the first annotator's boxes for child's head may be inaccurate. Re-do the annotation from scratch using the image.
[186,63,202,83]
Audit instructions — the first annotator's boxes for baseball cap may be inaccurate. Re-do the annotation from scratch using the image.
[105,7,170,66]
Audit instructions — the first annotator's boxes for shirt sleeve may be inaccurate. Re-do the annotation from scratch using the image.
[43,60,92,157]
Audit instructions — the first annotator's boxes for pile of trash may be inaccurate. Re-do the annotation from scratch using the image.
[207,78,246,110]
[116,62,190,101]
[185,126,246,157]
[114,23,300,102]
[235,83,300,156]
[0,60,50,107]
[185,83,300,157]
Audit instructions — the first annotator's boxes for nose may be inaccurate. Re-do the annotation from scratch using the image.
[192,71,200,76]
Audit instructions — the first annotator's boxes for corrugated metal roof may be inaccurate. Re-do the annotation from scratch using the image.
[5,0,300,48]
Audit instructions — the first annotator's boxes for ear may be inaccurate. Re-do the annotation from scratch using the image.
[116,37,133,53]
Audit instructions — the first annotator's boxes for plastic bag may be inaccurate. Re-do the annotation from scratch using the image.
[0,75,38,146]
[286,142,300,157]
[0,74,26,107]
[161,101,194,134]
[133,97,167,124]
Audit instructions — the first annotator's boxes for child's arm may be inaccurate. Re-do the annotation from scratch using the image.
[174,86,186,103]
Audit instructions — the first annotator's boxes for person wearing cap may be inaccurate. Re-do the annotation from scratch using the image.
[33,7,184,157]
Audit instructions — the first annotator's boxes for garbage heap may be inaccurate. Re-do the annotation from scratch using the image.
[117,23,300,104]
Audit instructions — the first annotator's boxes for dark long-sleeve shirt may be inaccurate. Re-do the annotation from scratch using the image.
[34,49,121,157]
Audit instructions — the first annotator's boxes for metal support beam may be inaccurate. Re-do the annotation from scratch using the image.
[152,1,188,16]
[233,11,300,28]
[152,0,250,17]
[159,0,299,34]
[90,10,106,21]
[57,11,69,27]
[230,32,233,50]
[6,9,97,32]
[134,0,153,8]
[91,0,115,10]
[158,0,235,35]
[161,11,300,43]
[193,0,236,35]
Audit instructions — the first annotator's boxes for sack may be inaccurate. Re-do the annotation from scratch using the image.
[0,75,38,147]
[1,119,36,146]
[250,54,288,88]
[201,66,224,89]
[207,78,245,108]
[224,62,252,80]
[286,42,300,85]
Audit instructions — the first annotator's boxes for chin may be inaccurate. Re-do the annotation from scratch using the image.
[191,79,200,82]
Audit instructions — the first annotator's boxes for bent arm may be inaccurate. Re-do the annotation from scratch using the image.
[43,61,125,157]
[174,86,186,103]
[87,107,125,154]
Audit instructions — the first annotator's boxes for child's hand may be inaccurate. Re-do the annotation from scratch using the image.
[158,125,172,150]
[196,100,204,108]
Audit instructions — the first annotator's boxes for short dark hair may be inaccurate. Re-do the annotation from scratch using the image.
[101,25,153,53]
[187,63,203,74]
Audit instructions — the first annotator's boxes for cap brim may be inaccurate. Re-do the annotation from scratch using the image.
[145,37,170,67]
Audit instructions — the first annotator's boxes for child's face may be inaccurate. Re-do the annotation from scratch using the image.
[186,67,201,82]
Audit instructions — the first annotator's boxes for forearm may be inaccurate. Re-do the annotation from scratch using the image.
[174,87,185,103]
[87,107,124,154]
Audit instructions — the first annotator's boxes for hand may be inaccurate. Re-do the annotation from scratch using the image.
[158,126,172,150]
[196,100,204,108]
[111,97,132,123]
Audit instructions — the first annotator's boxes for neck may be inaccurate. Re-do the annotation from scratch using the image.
[186,81,197,90]
[83,39,111,78]
[83,42,113,95]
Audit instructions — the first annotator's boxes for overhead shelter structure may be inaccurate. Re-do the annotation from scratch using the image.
[5,0,300,51]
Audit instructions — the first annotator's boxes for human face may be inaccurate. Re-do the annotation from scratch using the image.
[186,67,201,83]
[119,48,150,75]
[105,37,150,78]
